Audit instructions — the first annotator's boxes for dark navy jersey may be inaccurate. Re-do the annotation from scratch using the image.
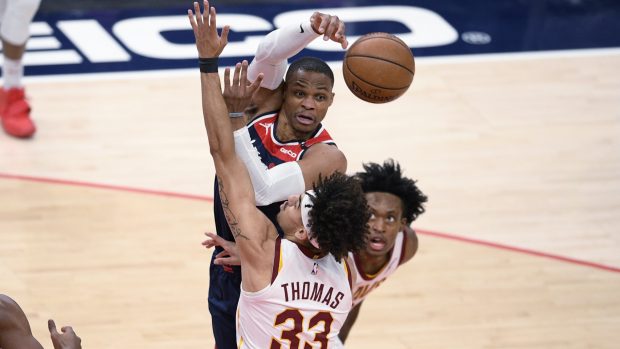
[213,110,337,244]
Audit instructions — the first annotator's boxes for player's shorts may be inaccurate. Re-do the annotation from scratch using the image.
[0,0,41,45]
[208,249,242,349]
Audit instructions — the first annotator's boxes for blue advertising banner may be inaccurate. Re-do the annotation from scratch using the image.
[18,0,620,76]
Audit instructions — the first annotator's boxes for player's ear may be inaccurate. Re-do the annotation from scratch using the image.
[294,228,309,241]
[400,217,408,230]
[328,92,335,106]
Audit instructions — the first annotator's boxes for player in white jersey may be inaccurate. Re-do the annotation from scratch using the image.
[0,0,41,138]
[187,2,369,348]
[203,159,427,347]
[237,237,354,348]
[338,159,428,346]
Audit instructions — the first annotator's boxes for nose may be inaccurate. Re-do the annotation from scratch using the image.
[371,218,386,233]
[301,95,315,110]
[287,195,298,207]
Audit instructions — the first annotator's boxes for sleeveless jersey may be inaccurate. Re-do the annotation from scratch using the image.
[236,238,353,349]
[349,231,407,307]
[213,111,337,246]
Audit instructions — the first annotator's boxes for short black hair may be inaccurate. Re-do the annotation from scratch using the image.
[355,159,427,224]
[307,172,369,260]
[285,57,334,87]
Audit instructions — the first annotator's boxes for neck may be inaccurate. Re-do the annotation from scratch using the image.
[276,111,313,142]
[357,251,390,276]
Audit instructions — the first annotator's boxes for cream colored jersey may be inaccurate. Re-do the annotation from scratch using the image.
[350,230,407,307]
[236,238,353,349]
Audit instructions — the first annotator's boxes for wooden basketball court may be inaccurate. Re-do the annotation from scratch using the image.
[1,49,619,348]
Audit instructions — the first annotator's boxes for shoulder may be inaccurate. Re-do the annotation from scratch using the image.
[300,143,347,171]
[0,294,27,333]
[247,110,279,127]
[0,294,17,326]
[400,226,419,265]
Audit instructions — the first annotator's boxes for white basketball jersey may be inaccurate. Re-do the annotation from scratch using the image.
[236,238,353,349]
[350,231,407,307]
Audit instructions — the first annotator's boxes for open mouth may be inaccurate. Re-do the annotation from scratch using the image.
[368,236,386,251]
[296,114,314,125]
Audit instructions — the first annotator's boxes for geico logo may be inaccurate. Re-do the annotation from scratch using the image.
[24,5,457,66]
[280,148,298,158]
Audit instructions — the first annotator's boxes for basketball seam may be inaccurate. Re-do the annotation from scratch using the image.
[350,33,411,52]
[346,54,415,75]
[344,59,410,91]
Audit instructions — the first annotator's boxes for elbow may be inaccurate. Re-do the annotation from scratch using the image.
[208,141,222,158]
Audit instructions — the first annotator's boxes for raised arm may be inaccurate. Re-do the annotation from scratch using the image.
[223,12,349,126]
[188,1,277,289]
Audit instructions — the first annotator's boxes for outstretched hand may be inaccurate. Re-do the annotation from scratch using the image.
[187,0,229,58]
[49,319,82,349]
[310,12,348,49]
[223,60,264,114]
[202,232,241,266]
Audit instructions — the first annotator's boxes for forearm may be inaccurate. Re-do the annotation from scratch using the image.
[234,128,305,205]
[247,20,319,89]
[200,71,235,161]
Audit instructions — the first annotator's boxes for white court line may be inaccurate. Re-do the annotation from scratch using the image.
[24,46,620,84]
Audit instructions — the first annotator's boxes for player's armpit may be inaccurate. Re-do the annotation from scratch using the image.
[297,143,347,189]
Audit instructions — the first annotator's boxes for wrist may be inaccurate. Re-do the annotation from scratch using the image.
[199,57,219,73]
[305,20,321,36]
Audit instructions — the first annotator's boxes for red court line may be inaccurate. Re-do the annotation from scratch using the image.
[2,172,619,273]
[0,172,212,202]
[416,229,620,274]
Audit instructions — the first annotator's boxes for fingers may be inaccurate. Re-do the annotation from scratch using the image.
[335,21,348,49]
[215,255,239,266]
[220,25,230,46]
[187,9,197,32]
[61,326,74,334]
[205,232,225,246]
[240,60,249,89]
[247,73,264,95]
[223,67,231,92]
[209,3,216,29]
[194,2,203,26]
[201,239,215,248]
[317,14,329,35]
[323,15,340,41]
[232,62,241,88]
[215,250,230,259]
[48,319,58,335]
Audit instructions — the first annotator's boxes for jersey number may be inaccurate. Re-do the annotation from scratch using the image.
[269,309,334,349]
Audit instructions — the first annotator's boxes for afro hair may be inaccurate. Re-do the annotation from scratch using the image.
[355,159,427,224]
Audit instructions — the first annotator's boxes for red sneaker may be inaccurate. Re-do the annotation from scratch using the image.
[0,87,36,138]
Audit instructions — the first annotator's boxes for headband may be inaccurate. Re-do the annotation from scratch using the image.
[300,190,320,249]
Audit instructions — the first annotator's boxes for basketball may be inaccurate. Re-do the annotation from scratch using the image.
[343,32,415,103]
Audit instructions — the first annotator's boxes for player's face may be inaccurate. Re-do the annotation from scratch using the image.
[282,70,334,135]
[277,194,304,233]
[364,192,406,257]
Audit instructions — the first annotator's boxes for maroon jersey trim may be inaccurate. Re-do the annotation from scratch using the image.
[271,236,282,283]
[398,230,408,266]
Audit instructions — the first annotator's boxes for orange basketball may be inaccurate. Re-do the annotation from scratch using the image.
[343,32,415,103]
